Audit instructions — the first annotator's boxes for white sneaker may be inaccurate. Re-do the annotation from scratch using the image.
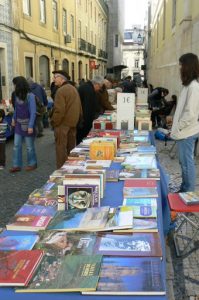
[0,165,4,170]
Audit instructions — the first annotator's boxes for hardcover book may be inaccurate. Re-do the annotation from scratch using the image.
[47,206,110,232]
[179,191,199,205]
[6,215,52,231]
[82,257,165,295]
[0,231,39,251]
[35,231,97,256]
[123,187,158,198]
[16,254,102,292]
[0,250,44,286]
[123,197,157,207]
[95,232,162,257]
[119,168,160,180]
[16,204,56,217]
[63,184,100,209]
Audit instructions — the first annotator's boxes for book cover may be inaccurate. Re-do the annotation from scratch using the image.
[89,141,115,160]
[123,197,157,207]
[28,188,58,200]
[122,154,157,169]
[47,206,110,232]
[86,160,112,168]
[104,206,133,231]
[106,169,120,182]
[82,257,165,295]
[123,187,158,198]
[6,215,52,231]
[95,232,162,257]
[26,197,58,207]
[179,192,199,205]
[16,254,102,292]
[16,204,56,217]
[132,205,157,218]
[119,168,160,180]
[115,218,158,233]
[63,184,100,209]
[35,231,97,256]
[0,250,44,286]
[0,232,39,251]
[124,179,157,188]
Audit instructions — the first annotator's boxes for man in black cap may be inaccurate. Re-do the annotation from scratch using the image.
[50,70,82,168]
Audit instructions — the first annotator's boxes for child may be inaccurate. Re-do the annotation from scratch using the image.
[0,109,7,169]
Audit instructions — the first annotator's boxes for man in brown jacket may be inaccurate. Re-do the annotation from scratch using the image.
[51,70,82,168]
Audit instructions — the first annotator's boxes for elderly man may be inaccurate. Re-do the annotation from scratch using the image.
[51,70,82,168]
[76,75,104,145]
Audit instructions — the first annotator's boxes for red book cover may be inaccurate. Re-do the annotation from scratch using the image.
[6,215,52,231]
[168,193,199,212]
[0,250,44,286]
[124,179,157,188]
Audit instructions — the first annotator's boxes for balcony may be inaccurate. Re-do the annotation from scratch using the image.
[78,39,96,55]
[78,38,87,51]
[98,49,108,59]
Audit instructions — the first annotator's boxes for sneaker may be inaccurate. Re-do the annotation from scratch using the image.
[0,165,4,170]
[25,165,37,171]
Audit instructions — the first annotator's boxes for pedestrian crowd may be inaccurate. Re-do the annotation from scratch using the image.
[0,52,199,194]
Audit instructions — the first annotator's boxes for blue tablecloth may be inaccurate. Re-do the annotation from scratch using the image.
[0,160,168,300]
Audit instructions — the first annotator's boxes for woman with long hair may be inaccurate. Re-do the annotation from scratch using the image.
[170,53,199,191]
[10,76,37,172]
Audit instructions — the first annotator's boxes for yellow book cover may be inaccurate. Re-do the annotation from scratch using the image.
[90,141,115,160]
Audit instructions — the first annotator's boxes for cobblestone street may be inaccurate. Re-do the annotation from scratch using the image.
[0,129,199,299]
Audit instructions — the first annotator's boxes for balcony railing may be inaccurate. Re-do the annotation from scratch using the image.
[98,49,108,59]
[78,39,96,55]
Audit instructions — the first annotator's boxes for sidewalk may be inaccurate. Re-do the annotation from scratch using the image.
[0,129,199,299]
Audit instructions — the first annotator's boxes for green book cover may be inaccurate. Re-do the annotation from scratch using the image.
[35,230,97,256]
[16,254,102,292]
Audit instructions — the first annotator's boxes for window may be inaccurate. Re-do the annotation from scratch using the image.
[40,0,46,23]
[85,0,88,12]
[63,9,67,34]
[23,0,31,16]
[91,31,93,44]
[78,20,81,38]
[163,0,166,39]
[94,7,96,22]
[52,0,58,30]
[115,34,118,47]
[135,59,139,68]
[90,1,92,18]
[25,57,33,78]
[172,0,177,28]
[86,26,88,41]
[71,15,74,37]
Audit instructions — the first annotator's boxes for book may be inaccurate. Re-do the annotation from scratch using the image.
[115,217,158,233]
[0,231,39,251]
[82,257,165,295]
[123,197,157,207]
[179,191,199,205]
[0,250,44,286]
[122,154,157,169]
[26,197,58,207]
[123,187,158,198]
[124,179,157,188]
[35,231,97,256]
[16,204,56,217]
[47,206,110,232]
[106,169,120,181]
[86,159,112,168]
[119,168,160,180]
[89,141,115,160]
[62,183,100,209]
[132,205,157,218]
[6,215,52,231]
[94,232,162,257]
[16,254,102,292]
[103,206,133,231]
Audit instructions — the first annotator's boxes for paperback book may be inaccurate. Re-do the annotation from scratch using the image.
[179,191,199,205]
[0,231,39,251]
[82,257,165,295]
[35,231,97,256]
[106,169,120,182]
[123,187,158,198]
[122,154,157,169]
[6,215,52,231]
[47,206,110,232]
[119,168,160,180]
[16,204,56,217]
[123,197,157,207]
[16,254,102,293]
[94,232,162,257]
[0,250,44,286]
[132,205,157,218]
[103,206,133,231]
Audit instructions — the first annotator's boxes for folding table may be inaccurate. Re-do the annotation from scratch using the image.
[168,193,199,257]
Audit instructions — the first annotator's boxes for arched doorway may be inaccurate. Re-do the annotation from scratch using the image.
[78,60,83,80]
[39,55,50,88]
[62,59,69,74]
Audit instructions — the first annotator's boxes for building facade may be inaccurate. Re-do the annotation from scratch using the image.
[147,0,199,96]
[121,27,146,82]
[105,0,125,80]
[5,0,108,94]
[0,0,14,99]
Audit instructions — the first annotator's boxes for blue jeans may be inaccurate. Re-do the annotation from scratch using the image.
[13,133,37,167]
[177,134,199,192]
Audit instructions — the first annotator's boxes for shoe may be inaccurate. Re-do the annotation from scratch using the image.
[9,167,21,173]
[0,165,4,170]
[25,165,37,171]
